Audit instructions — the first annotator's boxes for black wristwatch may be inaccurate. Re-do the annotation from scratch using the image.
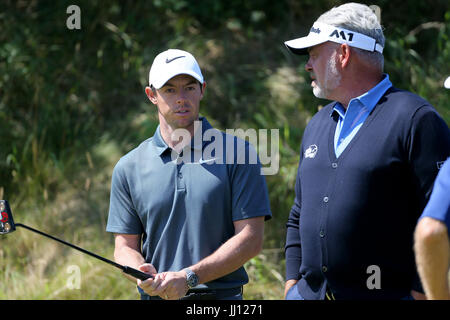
[183,268,199,288]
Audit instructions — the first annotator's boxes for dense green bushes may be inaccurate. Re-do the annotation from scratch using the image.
[0,0,449,298]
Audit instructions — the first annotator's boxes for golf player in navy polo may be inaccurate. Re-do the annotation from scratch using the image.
[106,49,272,300]
[283,3,450,300]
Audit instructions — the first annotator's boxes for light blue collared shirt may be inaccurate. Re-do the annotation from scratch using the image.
[333,74,392,158]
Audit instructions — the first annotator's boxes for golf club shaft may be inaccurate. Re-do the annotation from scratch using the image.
[14,223,152,280]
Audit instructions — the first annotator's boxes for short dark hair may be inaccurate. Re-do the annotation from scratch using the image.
[150,79,203,94]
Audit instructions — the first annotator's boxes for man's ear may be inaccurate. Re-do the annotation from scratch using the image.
[145,86,158,105]
[339,44,351,69]
[199,81,207,100]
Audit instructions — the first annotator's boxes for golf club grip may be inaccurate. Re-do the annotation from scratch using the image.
[122,266,154,280]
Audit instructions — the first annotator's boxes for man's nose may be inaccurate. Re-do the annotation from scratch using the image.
[305,59,313,72]
[176,91,187,104]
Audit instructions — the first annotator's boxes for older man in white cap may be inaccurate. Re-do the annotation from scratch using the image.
[283,3,450,300]
[106,49,272,300]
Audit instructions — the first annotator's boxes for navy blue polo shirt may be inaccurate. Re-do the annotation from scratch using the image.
[285,87,450,299]
[107,117,272,290]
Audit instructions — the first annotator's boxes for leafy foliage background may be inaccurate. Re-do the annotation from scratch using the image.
[0,0,448,299]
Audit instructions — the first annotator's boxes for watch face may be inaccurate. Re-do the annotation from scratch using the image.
[188,274,198,287]
[186,269,198,288]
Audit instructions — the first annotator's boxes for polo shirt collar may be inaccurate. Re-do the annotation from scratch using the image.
[151,117,213,156]
[191,117,213,151]
[152,124,171,156]
[330,73,392,117]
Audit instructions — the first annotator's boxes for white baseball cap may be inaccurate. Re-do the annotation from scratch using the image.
[285,22,384,55]
[149,49,204,89]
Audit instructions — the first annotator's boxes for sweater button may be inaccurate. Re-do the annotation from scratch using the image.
[332,162,338,168]
[322,266,328,273]
[323,196,329,203]
[319,230,325,238]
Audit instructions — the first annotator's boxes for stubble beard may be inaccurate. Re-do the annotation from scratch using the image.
[313,51,342,99]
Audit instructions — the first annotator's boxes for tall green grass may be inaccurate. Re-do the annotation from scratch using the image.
[1,1,449,300]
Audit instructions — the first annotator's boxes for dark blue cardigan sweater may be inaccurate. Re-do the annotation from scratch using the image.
[285,87,450,300]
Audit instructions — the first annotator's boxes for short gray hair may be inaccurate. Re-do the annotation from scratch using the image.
[317,2,385,71]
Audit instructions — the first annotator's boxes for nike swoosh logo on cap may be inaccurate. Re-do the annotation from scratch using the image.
[166,56,185,63]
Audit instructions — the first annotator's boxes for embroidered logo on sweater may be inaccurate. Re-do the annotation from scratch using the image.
[304,144,318,159]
